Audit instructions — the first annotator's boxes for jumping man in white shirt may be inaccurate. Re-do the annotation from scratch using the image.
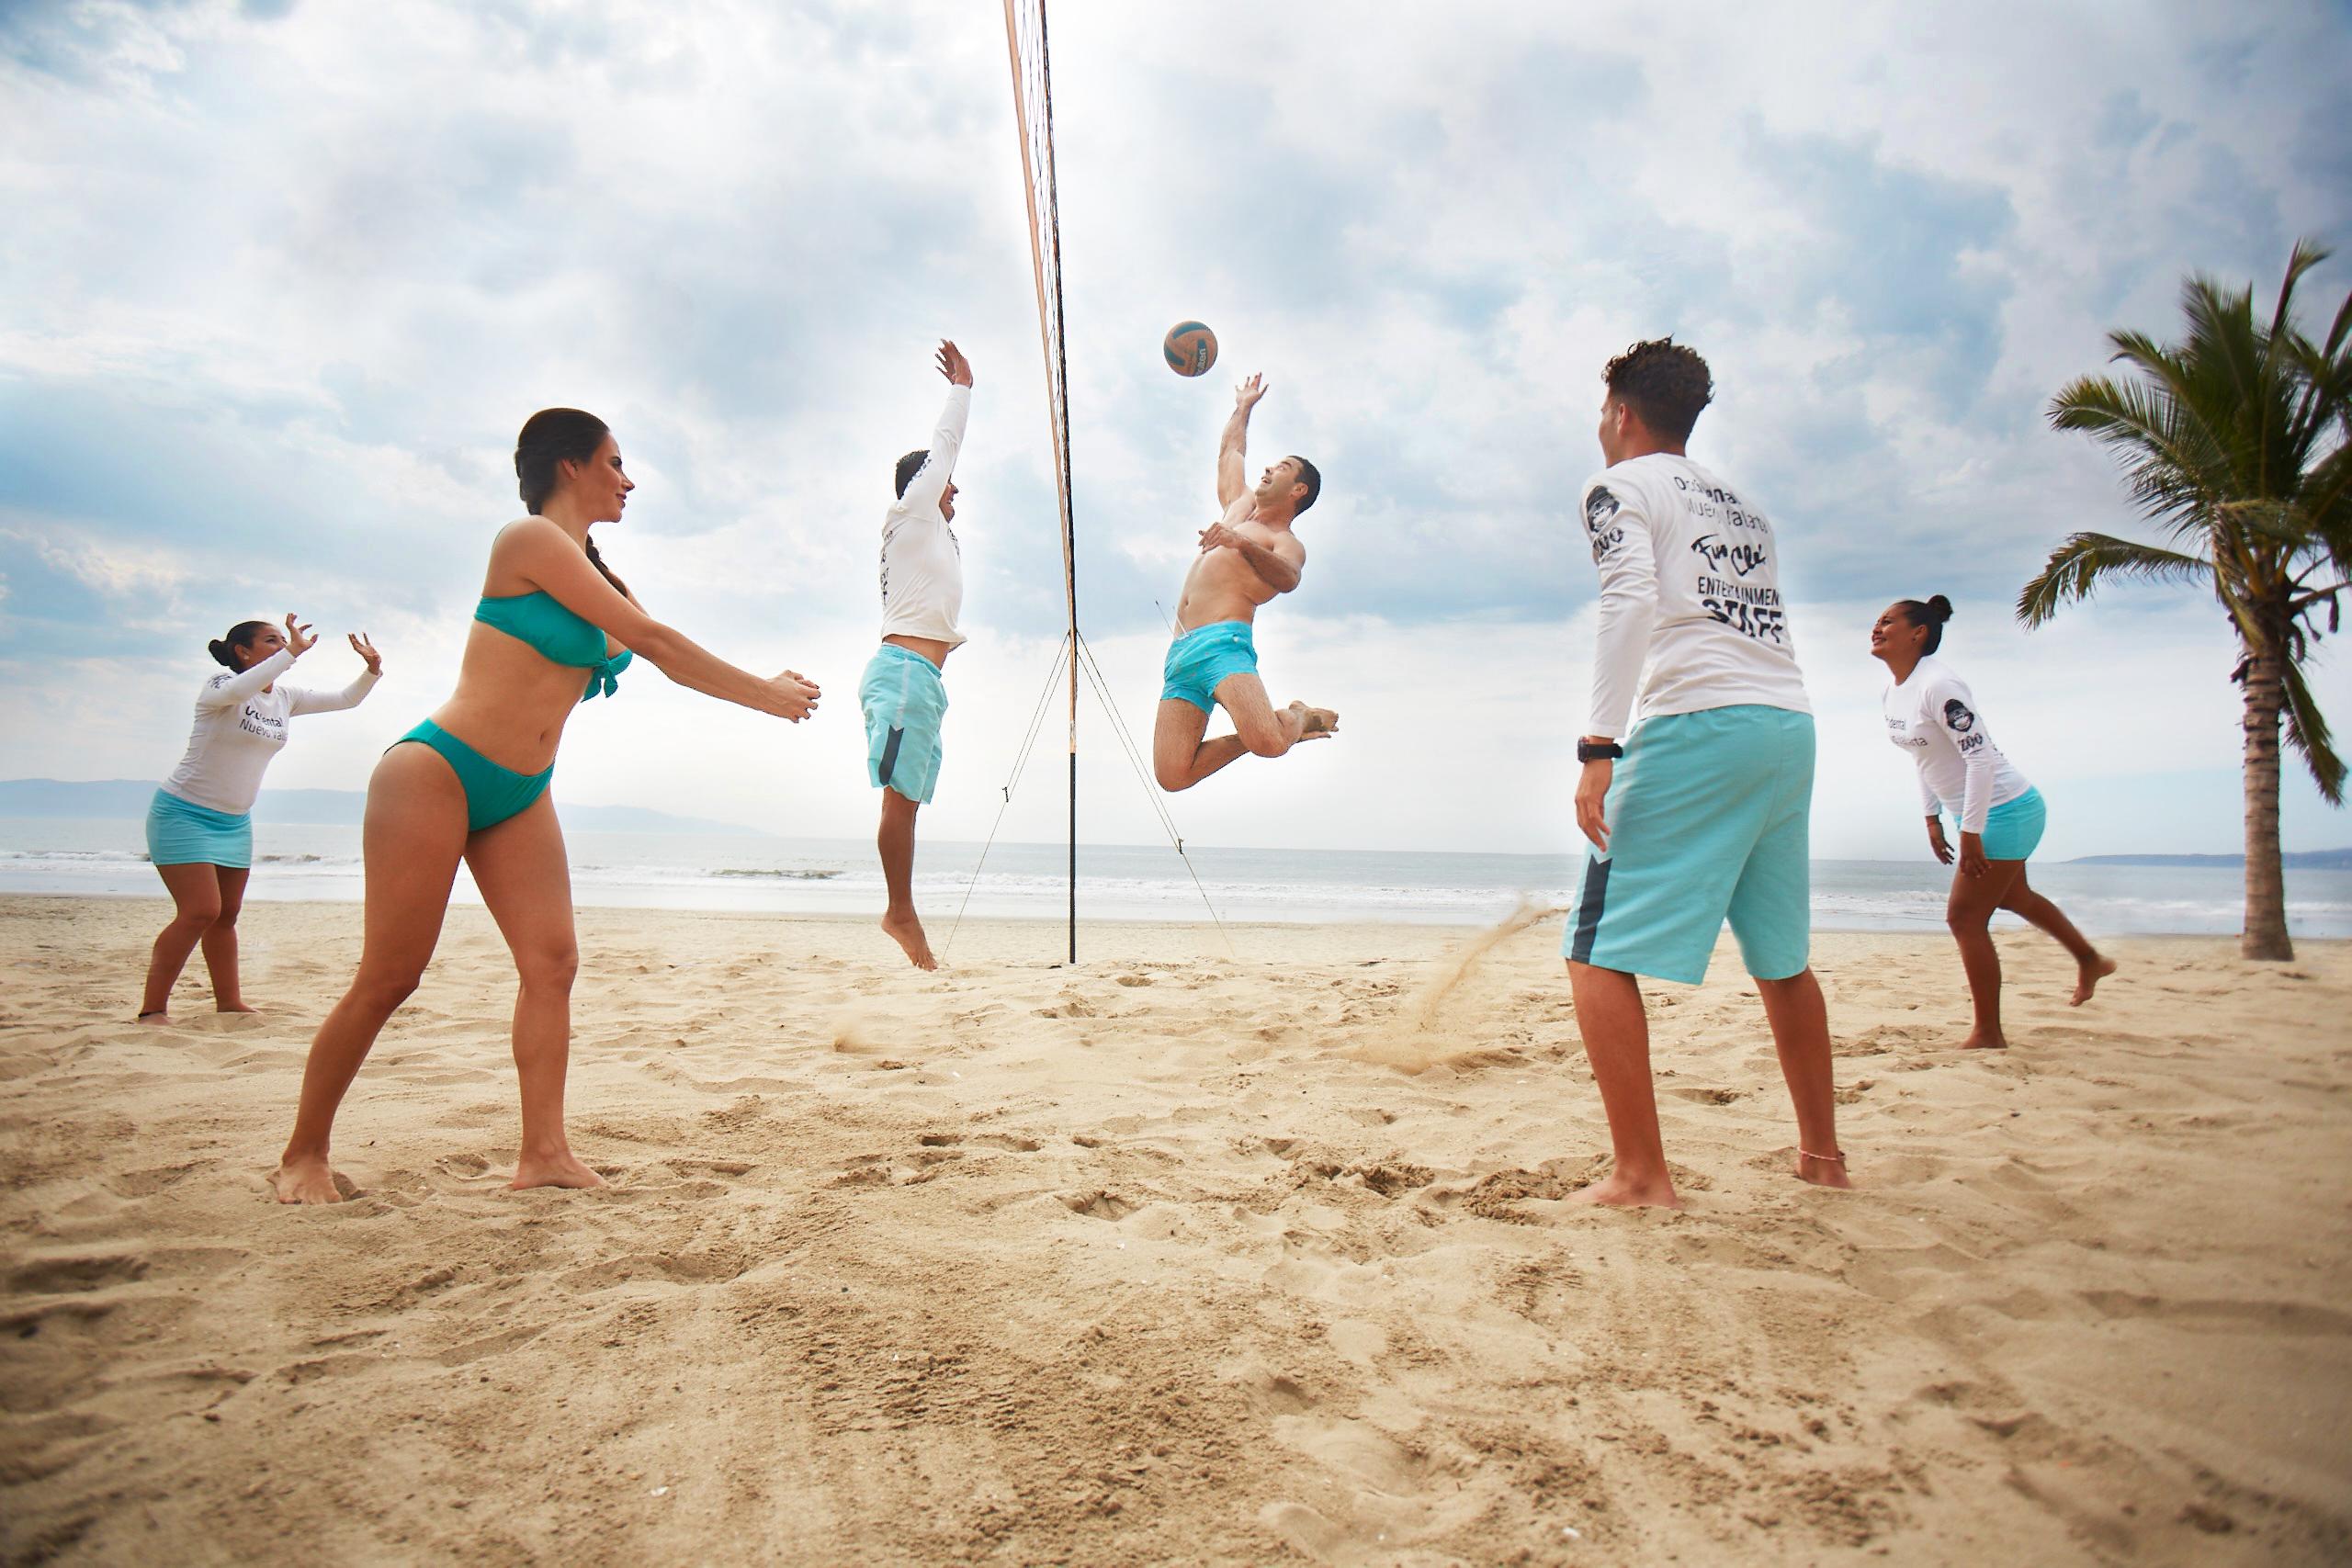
[1152,374,1336,792]
[1565,339,1849,1207]
[863,340,972,970]
[1871,595,2114,1047]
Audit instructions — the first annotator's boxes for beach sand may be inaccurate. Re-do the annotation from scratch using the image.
[3,893,2347,1564]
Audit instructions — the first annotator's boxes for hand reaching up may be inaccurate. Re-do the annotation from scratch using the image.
[936,340,973,388]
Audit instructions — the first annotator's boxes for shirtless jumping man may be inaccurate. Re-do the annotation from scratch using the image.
[1152,374,1336,792]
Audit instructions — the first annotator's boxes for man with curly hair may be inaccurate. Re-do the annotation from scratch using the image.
[1562,339,1849,1207]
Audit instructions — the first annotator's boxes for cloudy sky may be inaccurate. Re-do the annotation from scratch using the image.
[4,0,2347,859]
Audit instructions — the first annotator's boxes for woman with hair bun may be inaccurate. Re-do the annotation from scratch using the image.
[140,614,382,1022]
[270,409,820,1203]
[1871,595,2114,1048]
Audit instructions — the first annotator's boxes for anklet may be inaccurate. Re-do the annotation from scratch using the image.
[1800,1147,1846,1164]
[137,1010,166,1020]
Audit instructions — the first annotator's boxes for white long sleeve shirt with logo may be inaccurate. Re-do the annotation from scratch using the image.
[878,384,971,649]
[1578,452,1811,739]
[160,649,382,815]
[1882,655,2030,834]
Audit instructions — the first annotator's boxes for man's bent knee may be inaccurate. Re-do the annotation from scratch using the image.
[1235,720,1291,760]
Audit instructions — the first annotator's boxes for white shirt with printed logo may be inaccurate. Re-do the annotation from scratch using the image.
[878,384,971,649]
[160,649,381,815]
[1881,655,2030,834]
[1579,453,1810,738]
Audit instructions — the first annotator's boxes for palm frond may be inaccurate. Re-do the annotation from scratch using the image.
[2016,533,2212,626]
[2279,654,2346,806]
[2048,374,2220,534]
[2299,444,2352,569]
[2268,239,2331,343]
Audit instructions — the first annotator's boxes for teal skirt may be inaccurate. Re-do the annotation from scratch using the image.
[146,789,254,868]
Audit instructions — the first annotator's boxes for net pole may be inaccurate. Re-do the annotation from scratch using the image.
[1041,1,1077,965]
[1003,0,1080,964]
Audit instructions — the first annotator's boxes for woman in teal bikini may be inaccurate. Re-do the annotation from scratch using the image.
[270,409,820,1203]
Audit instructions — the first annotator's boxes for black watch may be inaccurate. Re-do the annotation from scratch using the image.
[1577,739,1624,763]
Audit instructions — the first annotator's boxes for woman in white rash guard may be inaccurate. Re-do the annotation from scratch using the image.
[1871,595,2114,1048]
[139,615,383,1021]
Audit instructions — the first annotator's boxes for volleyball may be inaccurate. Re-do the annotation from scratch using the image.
[1162,321,1217,378]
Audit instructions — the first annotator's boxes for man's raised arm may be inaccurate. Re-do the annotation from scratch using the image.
[901,340,973,516]
[1216,373,1267,508]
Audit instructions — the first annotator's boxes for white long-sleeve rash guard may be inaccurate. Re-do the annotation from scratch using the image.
[159,649,382,815]
[1578,453,1810,738]
[1882,655,2030,834]
[878,383,971,649]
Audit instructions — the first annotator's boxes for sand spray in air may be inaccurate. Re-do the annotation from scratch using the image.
[1355,898,1568,1072]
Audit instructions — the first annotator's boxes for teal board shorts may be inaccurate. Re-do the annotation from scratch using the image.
[1161,620,1257,715]
[1949,785,2047,862]
[1565,705,1815,986]
[145,789,254,868]
[862,645,948,805]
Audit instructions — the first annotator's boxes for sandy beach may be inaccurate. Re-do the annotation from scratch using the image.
[2,893,2347,1564]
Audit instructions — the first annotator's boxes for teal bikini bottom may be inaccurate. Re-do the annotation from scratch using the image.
[393,719,553,832]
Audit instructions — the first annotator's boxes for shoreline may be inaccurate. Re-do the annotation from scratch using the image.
[5,897,2348,1562]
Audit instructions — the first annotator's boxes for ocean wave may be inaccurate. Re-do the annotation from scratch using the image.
[0,848,151,863]
[710,867,843,880]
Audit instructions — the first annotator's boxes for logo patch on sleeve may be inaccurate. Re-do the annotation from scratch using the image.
[1942,699,1976,734]
[1582,486,1621,535]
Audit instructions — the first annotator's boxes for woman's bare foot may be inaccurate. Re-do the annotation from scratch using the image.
[217,1002,262,1015]
[1794,1150,1854,1190]
[1956,1032,2008,1050]
[135,1010,170,1026]
[269,1156,345,1204]
[511,1150,605,1191]
[880,908,938,971]
[2071,954,2118,1007]
[1569,1168,1682,1210]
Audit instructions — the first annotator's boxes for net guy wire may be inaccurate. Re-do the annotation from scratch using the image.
[942,631,1069,957]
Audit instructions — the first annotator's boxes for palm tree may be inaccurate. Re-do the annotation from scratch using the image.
[2020,241,2350,961]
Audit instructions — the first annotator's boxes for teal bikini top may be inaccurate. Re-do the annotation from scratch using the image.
[473,592,634,702]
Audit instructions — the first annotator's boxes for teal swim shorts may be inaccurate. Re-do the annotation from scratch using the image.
[862,645,948,805]
[1565,705,1815,986]
[1948,785,2046,862]
[1160,620,1258,715]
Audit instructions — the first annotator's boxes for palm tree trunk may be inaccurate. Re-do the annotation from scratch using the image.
[2240,648,2294,961]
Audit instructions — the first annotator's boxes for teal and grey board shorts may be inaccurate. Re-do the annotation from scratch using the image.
[1160,620,1257,715]
[1946,785,2046,862]
[861,645,948,805]
[1565,705,1815,986]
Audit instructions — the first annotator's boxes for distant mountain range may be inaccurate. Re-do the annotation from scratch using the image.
[2070,850,2352,870]
[0,779,763,837]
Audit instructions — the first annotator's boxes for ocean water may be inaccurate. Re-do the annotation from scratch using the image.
[4,818,2349,937]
